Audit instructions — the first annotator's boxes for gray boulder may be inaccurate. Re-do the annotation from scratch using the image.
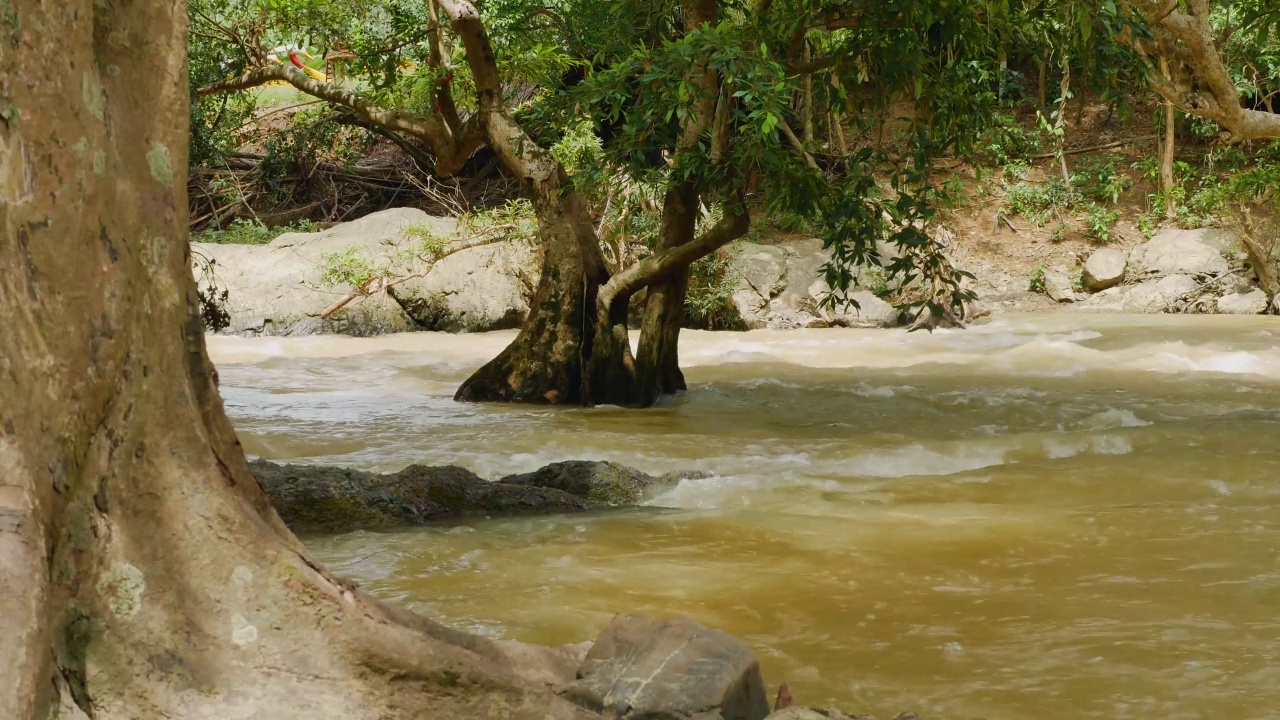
[499,460,680,505]
[195,208,536,336]
[1043,270,1077,303]
[1075,273,1199,314]
[1082,248,1127,291]
[1129,228,1230,278]
[807,282,898,328]
[252,459,590,534]
[562,614,771,720]
[1216,289,1270,315]
[391,242,537,332]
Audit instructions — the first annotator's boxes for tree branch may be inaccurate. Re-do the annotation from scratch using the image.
[1139,1,1280,142]
[598,194,750,309]
[199,64,484,175]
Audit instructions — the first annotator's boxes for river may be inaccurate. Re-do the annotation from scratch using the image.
[208,313,1280,719]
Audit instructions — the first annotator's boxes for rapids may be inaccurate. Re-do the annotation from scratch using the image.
[209,313,1280,719]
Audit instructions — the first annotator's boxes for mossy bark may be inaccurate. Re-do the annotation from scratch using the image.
[633,183,700,405]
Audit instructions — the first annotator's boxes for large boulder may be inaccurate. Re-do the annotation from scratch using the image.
[252,459,591,534]
[1129,228,1231,278]
[728,241,902,329]
[1075,274,1199,314]
[1082,248,1127,291]
[1216,288,1270,315]
[499,460,677,505]
[194,208,536,336]
[807,282,897,328]
[562,614,771,720]
[391,242,537,332]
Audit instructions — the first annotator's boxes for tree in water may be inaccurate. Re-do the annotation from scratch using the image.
[0,2,600,717]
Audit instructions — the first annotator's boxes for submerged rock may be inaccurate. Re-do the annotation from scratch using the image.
[562,614,772,720]
[252,458,708,534]
[252,459,591,534]
[499,460,681,505]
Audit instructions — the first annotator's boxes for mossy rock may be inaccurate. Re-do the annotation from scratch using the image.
[498,461,687,505]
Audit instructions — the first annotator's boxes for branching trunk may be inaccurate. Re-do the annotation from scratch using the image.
[200,64,483,175]
[1138,0,1280,142]
[1239,210,1280,305]
[0,2,599,719]
[442,0,623,404]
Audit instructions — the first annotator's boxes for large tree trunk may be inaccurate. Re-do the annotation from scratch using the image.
[0,3,600,718]
[632,184,700,405]
[454,190,610,403]
[445,0,630,405]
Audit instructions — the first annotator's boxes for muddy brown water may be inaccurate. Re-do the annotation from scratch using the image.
[208,313,1280,719]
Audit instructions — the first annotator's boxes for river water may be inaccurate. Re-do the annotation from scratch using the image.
[208,314,1280,719]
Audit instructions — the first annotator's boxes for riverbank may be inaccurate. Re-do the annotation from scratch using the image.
[195,208,1274,338]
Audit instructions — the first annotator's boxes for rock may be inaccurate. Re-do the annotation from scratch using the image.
[1075,273,1200,314]
[252,459,591,534]
[728,240,898,330]
[499,460,674,505]
[391,242,536,332]
[766,709,858,720]
[807,282,898,328]
[1129,228,1230,278]
[1043,270,1077,303]
[1082,248,1127,291]
[1216,289,1270,315]
[562,614,771,720]
[194,208,536,336]
[730,244,790,327]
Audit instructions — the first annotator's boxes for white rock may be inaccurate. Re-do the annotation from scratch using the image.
[1216,289,1269,315]
[1129,228,1230,277]
[1043,270,1077,303]
[194,209,537,336]
[1121,274,1198,313]
[1082,248,1127,291]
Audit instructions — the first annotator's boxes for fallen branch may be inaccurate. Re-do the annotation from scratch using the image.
[1030,135,1157,159]
[319,232,509,320]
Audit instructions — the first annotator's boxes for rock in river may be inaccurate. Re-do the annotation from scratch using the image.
[252,459,591,534]
[562,614,772,720]
[499,460,685,505]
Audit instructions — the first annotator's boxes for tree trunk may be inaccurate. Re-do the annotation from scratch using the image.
[0,3,600,718]
[800,41,815,142]
[1055,61,1072,185]
[632,184,700,405]
[445,0,629,405]
[1038,58,1048,112]
[1160,58,1178,220]
[454,199,607,403]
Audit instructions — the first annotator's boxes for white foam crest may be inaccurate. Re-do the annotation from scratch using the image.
[846,443,1012,478]
[1073,409,1153,431]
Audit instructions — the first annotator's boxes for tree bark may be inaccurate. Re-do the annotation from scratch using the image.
[632,184,700,405]
[443,0,625,404]
[1137,0,1280,142]
[1160,58,1178,219]
[0,3,601,718]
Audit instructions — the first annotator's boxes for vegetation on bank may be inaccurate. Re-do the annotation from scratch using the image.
[188,0,1280,406]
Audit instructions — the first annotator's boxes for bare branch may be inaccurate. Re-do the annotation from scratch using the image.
[199,64,484,175]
